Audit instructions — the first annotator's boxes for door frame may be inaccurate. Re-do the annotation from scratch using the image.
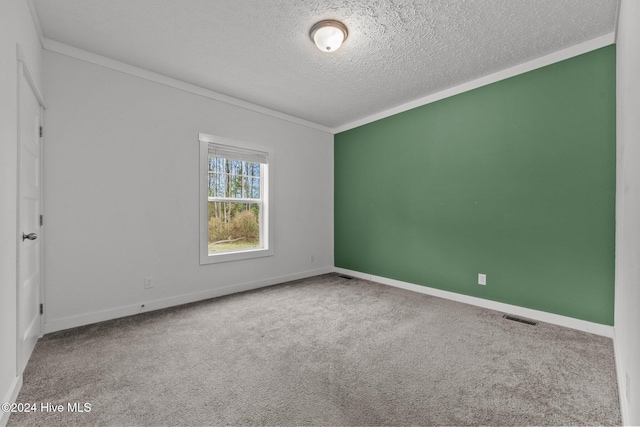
[16,44,46,376]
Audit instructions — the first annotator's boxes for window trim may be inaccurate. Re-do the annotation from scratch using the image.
[199,133,274,265]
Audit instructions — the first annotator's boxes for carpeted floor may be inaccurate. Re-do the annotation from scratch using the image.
[8,273,621,426]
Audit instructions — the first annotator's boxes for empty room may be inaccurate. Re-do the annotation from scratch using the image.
[1,0,639,425]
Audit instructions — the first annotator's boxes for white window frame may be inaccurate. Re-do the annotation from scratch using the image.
[199,133,274,264]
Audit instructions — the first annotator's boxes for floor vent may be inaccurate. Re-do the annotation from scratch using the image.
[502,314,538,326]
[339,275,353,280]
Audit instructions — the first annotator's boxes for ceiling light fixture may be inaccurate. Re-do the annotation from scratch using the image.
[310,20,348,53]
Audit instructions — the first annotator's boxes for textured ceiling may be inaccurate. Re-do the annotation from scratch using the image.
[33,0,617,130]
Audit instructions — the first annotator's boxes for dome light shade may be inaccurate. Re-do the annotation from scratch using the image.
[310,20,348,52]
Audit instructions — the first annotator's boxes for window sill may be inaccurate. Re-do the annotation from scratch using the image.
[200,247,274,265]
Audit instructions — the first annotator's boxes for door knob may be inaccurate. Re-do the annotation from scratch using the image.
[22,232,37,241]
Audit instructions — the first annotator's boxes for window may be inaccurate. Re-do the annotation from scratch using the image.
[199,133,274,264]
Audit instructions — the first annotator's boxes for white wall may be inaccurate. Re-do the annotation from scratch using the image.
[42,49,334,332]
[0,1,42,426]
[615,1,640,425]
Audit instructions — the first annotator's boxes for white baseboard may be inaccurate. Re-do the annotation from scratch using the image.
[44,267,334,334]
[335,267,614,338]
[0,375,23,427]
[613,331,630,426]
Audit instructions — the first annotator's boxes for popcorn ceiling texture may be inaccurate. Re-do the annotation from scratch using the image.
[33,0,617,128]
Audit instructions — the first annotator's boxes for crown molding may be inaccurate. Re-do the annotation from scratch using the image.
[42,38,334,135]
[43,30,615,136]
[26,0,45,48]
[333,32,616,134]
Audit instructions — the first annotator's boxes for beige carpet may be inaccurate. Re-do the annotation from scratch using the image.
[8,273,621,426]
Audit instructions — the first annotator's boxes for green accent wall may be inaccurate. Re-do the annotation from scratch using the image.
[335,45,616,325]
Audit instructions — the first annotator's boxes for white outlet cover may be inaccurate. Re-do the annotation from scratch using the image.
[478,274,487,285]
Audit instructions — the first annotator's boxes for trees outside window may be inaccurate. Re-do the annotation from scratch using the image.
[199,134,273,264]
[207,156,262,252]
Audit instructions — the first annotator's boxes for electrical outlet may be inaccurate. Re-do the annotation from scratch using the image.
[478,273,487,286]
[144,276,153,289]
[310,254,315,262]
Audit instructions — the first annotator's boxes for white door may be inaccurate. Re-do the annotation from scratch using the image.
[17,59,44,374]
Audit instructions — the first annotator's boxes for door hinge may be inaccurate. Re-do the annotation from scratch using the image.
[39,303,43,315]
[39,126,43,138]
[40,214,43,226]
